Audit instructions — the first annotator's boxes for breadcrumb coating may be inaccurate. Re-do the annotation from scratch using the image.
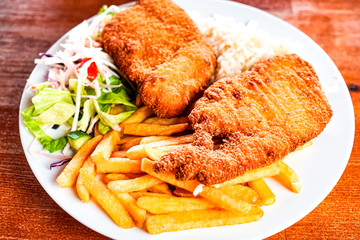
[153,54,333,185]
[102,0,216,117]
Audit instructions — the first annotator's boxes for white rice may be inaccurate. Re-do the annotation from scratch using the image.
[190,13,301,81]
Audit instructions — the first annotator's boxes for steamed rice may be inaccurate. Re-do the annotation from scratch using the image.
[190,13,300,81]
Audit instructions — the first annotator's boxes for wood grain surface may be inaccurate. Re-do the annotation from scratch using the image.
[1,0,359,239]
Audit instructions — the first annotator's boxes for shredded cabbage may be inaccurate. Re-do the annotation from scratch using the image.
[23,5,136,153]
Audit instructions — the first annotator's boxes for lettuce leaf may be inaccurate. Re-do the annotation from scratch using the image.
[77,99,95,132]
[98,75,134,100]
[69,78,88,96]
[36,83,51,94]
[69,79,89,106]
[92,100,135,127]
[98,121,111,135]
[96,92,136,108]
[21,106,67,153]
[98,103,112,113]
[109,76,132,99]
[97,5,116,15]
[94,80,137,129]
[35,102,76,126]
[42,136,68,153]
[22,106,53,142]
[32,88,73,115]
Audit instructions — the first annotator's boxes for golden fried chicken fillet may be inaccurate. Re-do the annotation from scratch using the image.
[153,54,333,185]
[102,0,216,117]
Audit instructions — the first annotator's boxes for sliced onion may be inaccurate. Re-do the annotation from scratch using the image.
[39,52,53,57]
[50,158,71,169]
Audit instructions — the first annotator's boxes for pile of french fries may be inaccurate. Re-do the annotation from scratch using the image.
[56,106,311,234]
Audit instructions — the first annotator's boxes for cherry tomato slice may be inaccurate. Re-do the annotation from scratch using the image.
[87,62,98,81]
[78,57,91,68]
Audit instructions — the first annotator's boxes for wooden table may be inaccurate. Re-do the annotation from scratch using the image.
[1,0,359,239]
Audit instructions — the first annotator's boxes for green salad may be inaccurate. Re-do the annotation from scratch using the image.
[22,5,136,156]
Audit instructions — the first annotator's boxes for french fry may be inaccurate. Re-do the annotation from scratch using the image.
[80,169,135,228]
[140,136,173,144]
[144,144,191,161]
[54,84,308,233]
[94,122,102,136]
[137,196,217,214]
[96,158,142,174]
[143,134,193,147]
[113,192,147,228]
[159,144,190,152]
[143,116,188,125]
[219,184,262,206]
[103,173,130,184]
[219,160,282,186]
[126,145,148,160]
[56,135,102,188]
[121,105,154,125]
[130,191,173,200]
[273,161,301,193]
[145,207,263,234]
[110,151,127,158]
[120,137,144,151]
[173,187,194,198]
[126,135,193,159]
[108,174,162,193]
[141,158,252,213]
[118,136,141,145]
[248,179,275,206]
[148,182,173,195]
[142,158,199,190]
[76,157,96,203]
[144,146,164,161]
[124,173,147,179]
[127,144,175,160]
[91,130,120,166]
[76,175,90,203]
[200,187,252,214]
[123,123,188,136]
[112,144,121,152]
[56,101,306,234]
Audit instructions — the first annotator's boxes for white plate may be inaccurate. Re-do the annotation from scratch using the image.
[19,0,355,239]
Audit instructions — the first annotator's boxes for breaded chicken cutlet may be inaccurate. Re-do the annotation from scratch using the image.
[153,54,333,185]
[102,0,216,117]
